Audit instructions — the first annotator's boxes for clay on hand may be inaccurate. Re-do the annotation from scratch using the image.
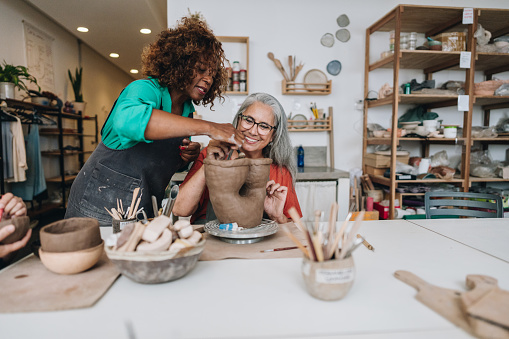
[204,157,272,228]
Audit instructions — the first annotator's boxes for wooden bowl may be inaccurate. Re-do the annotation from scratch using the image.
[0,216,30,244]
[105,239,206,284]
[40,217,101,252]
[39,240,104,275]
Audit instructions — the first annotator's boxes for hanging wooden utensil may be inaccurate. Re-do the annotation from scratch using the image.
[267,52,290,81]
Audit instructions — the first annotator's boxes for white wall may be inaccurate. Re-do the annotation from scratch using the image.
[0,0,133,189]
[168,0,509,172]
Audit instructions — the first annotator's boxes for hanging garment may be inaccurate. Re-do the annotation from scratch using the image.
[11,124,46,200]
[9,116,27,182]
[2,121,13,180]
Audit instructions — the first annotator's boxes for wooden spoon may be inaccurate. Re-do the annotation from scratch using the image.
[267,52,290,81]
[288,55,294,80]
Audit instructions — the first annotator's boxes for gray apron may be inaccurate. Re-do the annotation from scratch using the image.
[65,83,187,226]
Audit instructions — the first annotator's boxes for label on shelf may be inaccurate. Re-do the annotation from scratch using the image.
[462,8,474,24]
[460,51,471,68]
[458,95,469,111]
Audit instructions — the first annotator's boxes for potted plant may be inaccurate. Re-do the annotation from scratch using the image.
[68,67,86,114]
[0,60,40,99]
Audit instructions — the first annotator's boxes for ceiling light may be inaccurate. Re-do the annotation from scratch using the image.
[140,28,151,34]
[109,53,120,58]
[77,27,89,33]
[130,69,139,74]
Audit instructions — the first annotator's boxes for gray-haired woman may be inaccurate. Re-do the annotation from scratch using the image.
[174,92,302,224]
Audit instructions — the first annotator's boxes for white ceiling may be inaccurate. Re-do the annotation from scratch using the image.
[25,0,167,80]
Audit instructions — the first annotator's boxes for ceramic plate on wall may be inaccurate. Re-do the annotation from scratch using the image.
[336,29,351,42]
[337,14,350,27]
[327,60,342,76]
[303,69,328,89]
[320,33,335,47]
[290,114,308,129]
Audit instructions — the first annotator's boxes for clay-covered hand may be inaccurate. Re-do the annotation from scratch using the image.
[180,138,201,163]
[264,180,288,224]
[0,226,31,258]
[206,140,240,160]
[0,193,27,219]
[209,122,244,148]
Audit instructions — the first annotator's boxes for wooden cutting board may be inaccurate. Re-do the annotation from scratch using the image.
[394,270,474,335]
[0,253,120,313]
[462,275,509,339]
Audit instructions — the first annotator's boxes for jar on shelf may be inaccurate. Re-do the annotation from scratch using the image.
[240,80,246,92]
[232,71,240,82]
[240,69,246,81]
[232,61,240,72]
[233,81,240,92]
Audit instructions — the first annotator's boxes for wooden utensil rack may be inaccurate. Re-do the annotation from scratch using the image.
[287,116,331,131]
[282,79,332,95]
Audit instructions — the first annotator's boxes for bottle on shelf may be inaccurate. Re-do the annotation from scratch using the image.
[297,145,304,168]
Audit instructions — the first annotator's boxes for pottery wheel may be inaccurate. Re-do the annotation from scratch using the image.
[204,219,278,244]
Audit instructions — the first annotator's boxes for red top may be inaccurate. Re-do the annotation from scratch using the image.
[182,148,303,223]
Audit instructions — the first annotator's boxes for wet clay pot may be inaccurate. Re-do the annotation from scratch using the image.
[204,157,272,228]
[40,217,101,252]
[0,216,30,244]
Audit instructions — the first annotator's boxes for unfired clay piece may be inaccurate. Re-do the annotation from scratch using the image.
[204,157,272,228]
[40,217,101,252]
[0,216,30,244]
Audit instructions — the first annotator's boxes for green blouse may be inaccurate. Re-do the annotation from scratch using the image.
[101,78,195,150]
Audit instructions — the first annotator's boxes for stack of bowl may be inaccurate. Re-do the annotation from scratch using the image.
[39,218,103,275]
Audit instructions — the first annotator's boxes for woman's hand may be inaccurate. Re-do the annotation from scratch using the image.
[0,226,31,258]
[206,140,240,160]
[180,138,201,163]
[208,122,244,148]
[264,180,288,224]
[0,193,27,219]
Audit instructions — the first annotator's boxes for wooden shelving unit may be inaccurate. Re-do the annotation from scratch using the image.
[362,5,509,219]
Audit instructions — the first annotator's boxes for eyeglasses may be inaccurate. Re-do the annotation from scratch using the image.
[239,114,276,135]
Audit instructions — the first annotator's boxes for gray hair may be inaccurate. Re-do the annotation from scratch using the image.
[232,93,297,185]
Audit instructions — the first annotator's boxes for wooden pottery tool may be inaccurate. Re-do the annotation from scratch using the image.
[394,270,474,335]
[294,62,304,80]
[288,55,293,80]
[267,52,290,81]
[461,275,509,338]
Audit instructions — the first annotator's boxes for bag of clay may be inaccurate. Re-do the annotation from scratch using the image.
[430,150,449,167]
[471,126,498,138]
[494,83,509,96]
[495,114,509,133]
[398,105,439,128]
[470,149,498,178]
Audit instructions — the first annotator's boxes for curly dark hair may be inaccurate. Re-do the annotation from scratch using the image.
[141,17,227,108]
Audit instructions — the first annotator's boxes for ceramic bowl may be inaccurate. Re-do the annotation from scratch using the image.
[372,130,385,138]
[40,217,101,253]
[39,240,104,275]
[0,216,30,244]
[105,239,206,284]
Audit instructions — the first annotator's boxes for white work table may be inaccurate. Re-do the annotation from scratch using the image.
[2,219,509,339]
[406,218,509,263]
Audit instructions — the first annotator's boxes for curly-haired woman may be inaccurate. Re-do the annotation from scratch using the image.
[65,17,244,226]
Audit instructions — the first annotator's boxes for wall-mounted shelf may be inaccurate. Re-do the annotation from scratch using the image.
[217,36,249,95]
[282,79,331,95]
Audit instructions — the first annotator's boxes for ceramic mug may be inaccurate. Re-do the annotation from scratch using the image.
[423,120,438,133]
[301,255,355,301]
